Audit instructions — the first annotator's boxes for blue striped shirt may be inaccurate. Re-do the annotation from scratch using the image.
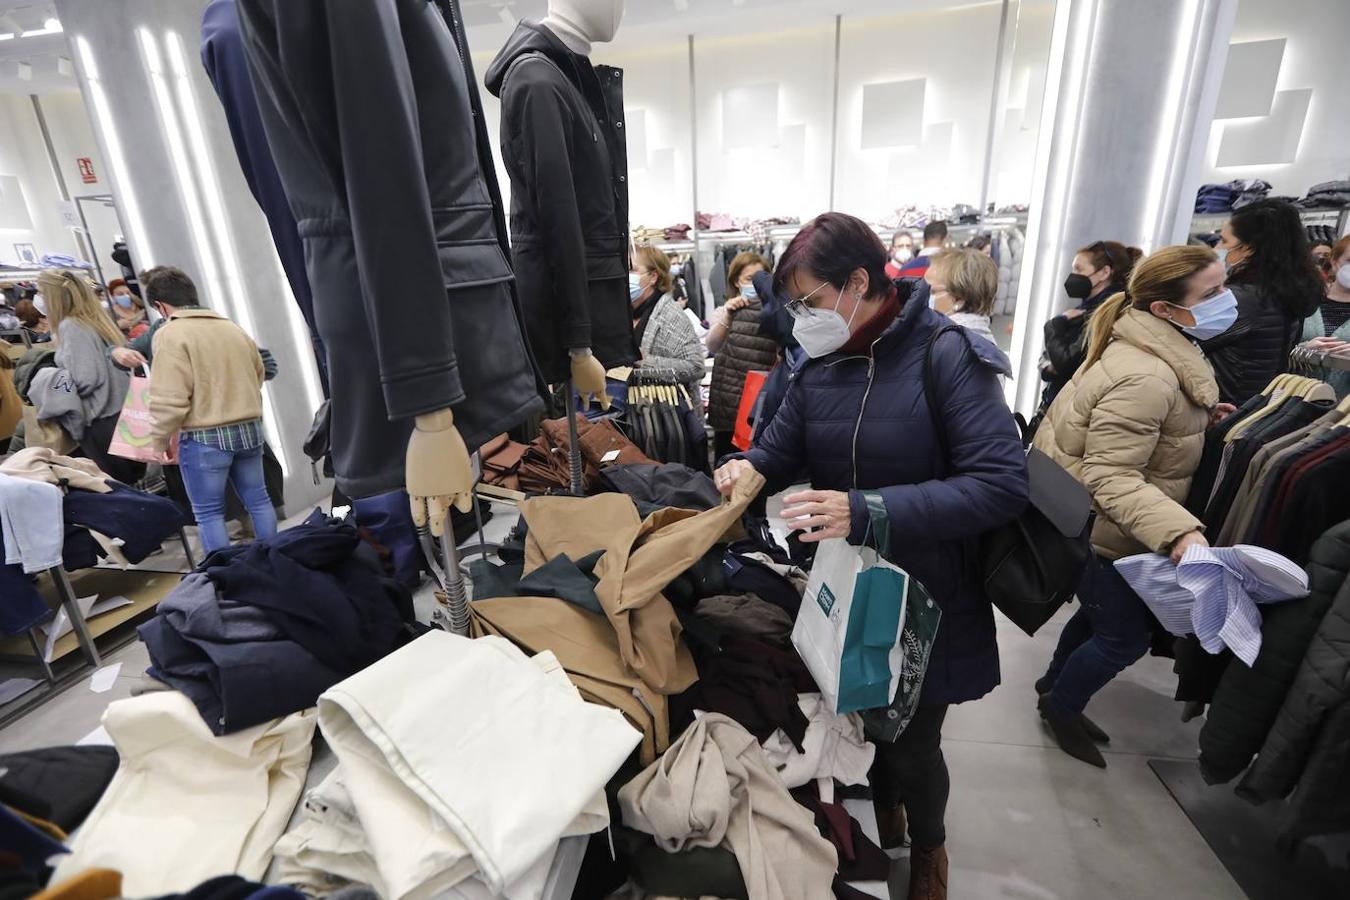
[1114,545,1308,666]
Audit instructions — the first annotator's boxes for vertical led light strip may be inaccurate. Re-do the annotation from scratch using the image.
[1138,0,1202,249]
[138,28,225,308]
[164,31,305,467]
[139,28,289,476]
[74,36,155,265]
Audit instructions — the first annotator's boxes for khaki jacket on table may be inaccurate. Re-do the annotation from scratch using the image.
[1034,307,1218,560]
[147,309,264,452]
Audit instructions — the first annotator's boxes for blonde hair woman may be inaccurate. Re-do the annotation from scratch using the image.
[925,248,998,345]
[1032,245,1236,768]
[630,245,705,410]
[36,269,139,482]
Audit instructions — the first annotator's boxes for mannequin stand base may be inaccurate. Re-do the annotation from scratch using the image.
[1148,759,1350,899]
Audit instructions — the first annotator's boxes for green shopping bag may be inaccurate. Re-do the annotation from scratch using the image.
[794,492,933,715]
[862,563,942,743]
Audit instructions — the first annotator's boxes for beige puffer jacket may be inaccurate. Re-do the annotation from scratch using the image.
[1034,307,1219,560]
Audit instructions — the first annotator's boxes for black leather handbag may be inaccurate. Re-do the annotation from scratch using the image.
[924,326,1094,636]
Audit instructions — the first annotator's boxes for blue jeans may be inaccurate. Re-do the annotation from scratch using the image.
[178,438,277,554]
[1041,553,1152,716]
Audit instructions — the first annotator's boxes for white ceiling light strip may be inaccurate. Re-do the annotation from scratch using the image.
[74,35,154,265]
[139,27,288,476]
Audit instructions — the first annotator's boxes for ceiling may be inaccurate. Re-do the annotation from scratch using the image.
[462,0,1007,47]
[0,0,1017,97]
[0,3,71,95]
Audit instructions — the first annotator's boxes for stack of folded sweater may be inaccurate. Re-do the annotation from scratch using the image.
[1298,180,1350,209]
[138,509,414,734]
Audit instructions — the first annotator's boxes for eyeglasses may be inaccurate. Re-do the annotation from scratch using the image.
[784,281,832,319]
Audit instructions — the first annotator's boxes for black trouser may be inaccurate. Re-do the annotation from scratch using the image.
[870,703,950,849]
[81,414,146,486]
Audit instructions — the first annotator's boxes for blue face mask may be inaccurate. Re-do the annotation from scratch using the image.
[112,293,133,309]
[740,284,758,300]
[1171,288,1238,341]
[629,272,643,301]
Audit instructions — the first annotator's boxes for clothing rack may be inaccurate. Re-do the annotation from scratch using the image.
[1290,343,1350,374]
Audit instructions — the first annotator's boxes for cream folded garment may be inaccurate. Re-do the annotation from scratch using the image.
[51,691,316,896]
[278,631,641,900]
[619,713,838,900]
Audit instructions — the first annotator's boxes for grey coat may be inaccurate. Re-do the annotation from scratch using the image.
[639,295,705,409]
[54,320,128,426]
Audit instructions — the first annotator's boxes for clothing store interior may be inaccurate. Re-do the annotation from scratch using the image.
[0,0,1349,898]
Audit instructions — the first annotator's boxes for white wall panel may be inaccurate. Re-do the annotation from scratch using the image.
[1200,0,1350,194]
[693,23,834,222]
[834,5,1001,220]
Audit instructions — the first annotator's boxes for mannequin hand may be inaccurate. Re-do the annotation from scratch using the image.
[782,489,853,543]
[406,408,474,536]
[1170,530,1209,565]
[571,350,611,411]
[713,458,758,498]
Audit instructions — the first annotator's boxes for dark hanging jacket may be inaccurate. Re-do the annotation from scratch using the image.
[708,297,780,433]
[485,21,639,383]
[1199,283,1307,405]
[1198,520,1350,785]
[200,0,327,394]
[1237,520,1350,840]
[236,0,543,499]
[741,288,1030,705]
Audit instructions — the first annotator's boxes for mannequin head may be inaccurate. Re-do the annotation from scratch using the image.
[544,0,625,55]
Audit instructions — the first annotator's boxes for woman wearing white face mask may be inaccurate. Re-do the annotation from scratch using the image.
[629,245,706,411]
[713,213,1029,899]
[1033,245,1237,769]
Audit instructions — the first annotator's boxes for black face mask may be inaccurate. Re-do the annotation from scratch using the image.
[1064,272,1095,300]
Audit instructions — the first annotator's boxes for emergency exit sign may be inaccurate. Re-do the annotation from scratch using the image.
[77,157,96,184]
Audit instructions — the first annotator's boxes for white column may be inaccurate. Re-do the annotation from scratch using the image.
[1007,0,1238,415]
[55,0,327,513]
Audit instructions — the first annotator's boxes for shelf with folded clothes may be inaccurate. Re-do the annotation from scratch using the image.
[0,567,180,668]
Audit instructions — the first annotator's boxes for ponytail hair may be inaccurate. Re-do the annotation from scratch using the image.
[1077,240,1144,287]
[1080,244,1218,370]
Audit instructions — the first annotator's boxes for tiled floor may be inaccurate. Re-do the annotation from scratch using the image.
[0,497,1247,899]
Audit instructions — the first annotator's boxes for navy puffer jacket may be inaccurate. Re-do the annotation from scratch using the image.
[744,288,1029,705]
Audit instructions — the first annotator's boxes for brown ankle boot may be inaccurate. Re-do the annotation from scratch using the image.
[874,801,908,850]
[908,845,949,900]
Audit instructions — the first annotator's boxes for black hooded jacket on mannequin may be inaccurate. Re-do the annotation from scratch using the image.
[485,21,638,384]
[235,0,543,499]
